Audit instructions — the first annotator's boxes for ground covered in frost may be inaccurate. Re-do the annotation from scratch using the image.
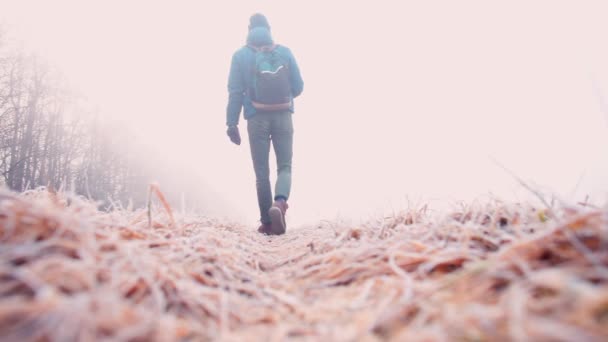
[1,188,607,341]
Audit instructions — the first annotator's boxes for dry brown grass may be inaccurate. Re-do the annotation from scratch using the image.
[1,187,607,341]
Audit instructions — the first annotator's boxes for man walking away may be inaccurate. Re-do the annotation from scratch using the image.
[225,14,304,235]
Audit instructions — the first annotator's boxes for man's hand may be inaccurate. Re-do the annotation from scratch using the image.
[227,125,241,145]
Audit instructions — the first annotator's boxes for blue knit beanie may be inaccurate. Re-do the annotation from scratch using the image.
[249,13,270,31]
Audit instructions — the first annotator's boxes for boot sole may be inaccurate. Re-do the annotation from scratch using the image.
[268,207,286,235]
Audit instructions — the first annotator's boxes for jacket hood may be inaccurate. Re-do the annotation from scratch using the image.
[246,27,274,47]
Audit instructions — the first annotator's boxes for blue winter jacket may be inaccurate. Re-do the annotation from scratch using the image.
[226,27,304,126]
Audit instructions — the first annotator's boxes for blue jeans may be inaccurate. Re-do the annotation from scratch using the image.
[247,112,294,224]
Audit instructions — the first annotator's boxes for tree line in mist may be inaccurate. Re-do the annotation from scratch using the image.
[0,32,149,208]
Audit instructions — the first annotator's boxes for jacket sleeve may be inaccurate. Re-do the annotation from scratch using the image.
[287,49,304,98]
[226,51,244,126]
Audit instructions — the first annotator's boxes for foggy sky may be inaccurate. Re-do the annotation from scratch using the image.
[2,0,607,226]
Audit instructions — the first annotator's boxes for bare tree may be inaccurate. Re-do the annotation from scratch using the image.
[0,30,151,208]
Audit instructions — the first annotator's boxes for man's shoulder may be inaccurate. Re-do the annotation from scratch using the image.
[275,45,292,53]
[274,45,295,60]
[233,45,253,59]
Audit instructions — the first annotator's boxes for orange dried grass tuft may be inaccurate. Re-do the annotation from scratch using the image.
[148,183,176,229]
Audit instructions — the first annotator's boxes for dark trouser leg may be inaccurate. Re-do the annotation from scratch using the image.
[271,113,294,200]
[247,114,272,224]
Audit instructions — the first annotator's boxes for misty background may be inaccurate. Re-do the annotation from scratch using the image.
[1,1,607,227]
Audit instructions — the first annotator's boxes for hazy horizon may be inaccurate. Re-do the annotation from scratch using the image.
[2,0,607,227]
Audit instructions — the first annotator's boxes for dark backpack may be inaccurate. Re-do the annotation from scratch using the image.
[249,45,292,111]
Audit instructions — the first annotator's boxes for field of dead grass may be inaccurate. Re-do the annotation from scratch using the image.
[1,187,607,341]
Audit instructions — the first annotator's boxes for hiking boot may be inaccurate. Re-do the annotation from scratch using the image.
[268,199,288,235]
[257,223,272,235]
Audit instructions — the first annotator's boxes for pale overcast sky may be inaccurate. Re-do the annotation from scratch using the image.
[2,1,607,226]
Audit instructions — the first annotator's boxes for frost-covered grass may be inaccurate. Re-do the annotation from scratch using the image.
[1,188,607,341]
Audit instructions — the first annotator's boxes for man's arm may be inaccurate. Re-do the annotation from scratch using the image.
[226,51,245,126]
[287,49,304,98]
